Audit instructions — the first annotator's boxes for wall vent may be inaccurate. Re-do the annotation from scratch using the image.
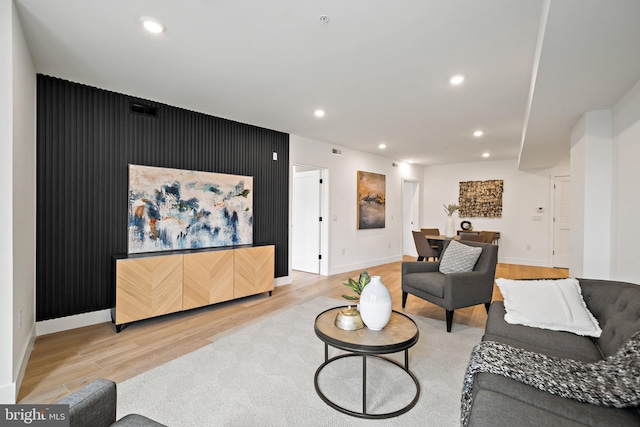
[392,162,399,167]
[332,148,342,156]
[130,102,158,118]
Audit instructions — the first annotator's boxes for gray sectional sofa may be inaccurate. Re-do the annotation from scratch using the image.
[58,379,165,427]
[466,278,640,426]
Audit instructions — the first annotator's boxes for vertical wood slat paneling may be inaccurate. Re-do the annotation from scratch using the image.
[36,75,289,321]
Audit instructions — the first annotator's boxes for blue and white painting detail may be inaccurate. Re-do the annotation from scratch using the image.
[128,164,253,254]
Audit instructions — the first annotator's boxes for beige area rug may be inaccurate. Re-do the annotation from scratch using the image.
[117,297,483,426]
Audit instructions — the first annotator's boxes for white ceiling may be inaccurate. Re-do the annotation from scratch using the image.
[14,0,640,168]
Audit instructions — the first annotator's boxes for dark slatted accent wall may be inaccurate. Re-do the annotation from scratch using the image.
[36,75,289,321]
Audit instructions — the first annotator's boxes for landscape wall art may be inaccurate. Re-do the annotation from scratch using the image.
[357,171,386,229]
[128,165,253,254]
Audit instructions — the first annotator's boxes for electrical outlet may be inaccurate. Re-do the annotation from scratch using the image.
[526,244,532,251]
[342,248,345,255]
[388,242,391,248]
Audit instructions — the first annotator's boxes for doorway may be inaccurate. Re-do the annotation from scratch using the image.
[402,179,420,258]
[553,176,570,268]
[292,165,327,274]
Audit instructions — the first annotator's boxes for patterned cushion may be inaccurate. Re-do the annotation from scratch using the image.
[439,240,482,274]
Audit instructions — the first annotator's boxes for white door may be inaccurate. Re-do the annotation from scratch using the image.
[292,169,321,273]
[402,180,420,257]
[553,176,571,268]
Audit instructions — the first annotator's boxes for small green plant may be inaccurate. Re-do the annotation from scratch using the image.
[341,270,370,301]
[443,203,459,216]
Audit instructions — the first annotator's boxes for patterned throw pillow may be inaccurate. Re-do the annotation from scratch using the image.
[439,240,482,274]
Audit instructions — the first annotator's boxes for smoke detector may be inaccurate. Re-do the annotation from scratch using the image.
[319,15,330,24]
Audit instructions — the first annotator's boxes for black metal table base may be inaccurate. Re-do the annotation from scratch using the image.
[314,347,420,419]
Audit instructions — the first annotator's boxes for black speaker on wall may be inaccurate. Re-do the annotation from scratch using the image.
[36,75,289,321]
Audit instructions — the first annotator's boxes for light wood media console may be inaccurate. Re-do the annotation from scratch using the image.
[112,245,274,332]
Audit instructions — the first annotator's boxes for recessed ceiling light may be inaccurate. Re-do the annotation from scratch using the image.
[314,109,325,118]
[449,74,464,85]
[473,130,484,137]
[379,143,386,149]
[482,152,490,158]
[141,17,165,34]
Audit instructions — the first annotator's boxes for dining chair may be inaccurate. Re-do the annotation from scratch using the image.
[412,231,438,261]
[421,228,440,236]
[420,228,441,250]
[460,233,485,242]
[480,231,496,244]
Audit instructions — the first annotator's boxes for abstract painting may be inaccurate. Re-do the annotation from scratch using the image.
[357,171,386,229]
[128,165,253,254]
[459,179,503,218]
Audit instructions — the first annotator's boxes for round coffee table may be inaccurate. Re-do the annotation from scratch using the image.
[314,306,420,419]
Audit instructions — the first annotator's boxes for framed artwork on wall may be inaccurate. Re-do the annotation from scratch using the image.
[357,171,386,229]
[458,179,504,218]
[128,164,253,253]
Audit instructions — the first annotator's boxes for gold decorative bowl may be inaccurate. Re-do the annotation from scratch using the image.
[334,306,365,330]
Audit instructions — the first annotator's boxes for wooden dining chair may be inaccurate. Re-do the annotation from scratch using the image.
[480,231,496,244]
[412,231,438,261]
[460,233,485,242]
[420,228,440,250]
[421,228,440,236]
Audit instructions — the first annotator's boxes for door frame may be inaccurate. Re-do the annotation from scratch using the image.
[291,164,329,276]
[551,175,571,268]
[401,178,421,258]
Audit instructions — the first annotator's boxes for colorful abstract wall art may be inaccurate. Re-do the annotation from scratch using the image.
[128,165,253,253]
[357,171,386,229]
[458,179,503,218]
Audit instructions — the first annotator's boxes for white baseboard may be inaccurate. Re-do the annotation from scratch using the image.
[13,325,36,403]
[275,276,291,286]
[328,255,403,276]
[36,309,112,336]
[498,257,552,268]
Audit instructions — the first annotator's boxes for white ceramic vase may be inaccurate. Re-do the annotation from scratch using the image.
[444,216,455,238]
[358,276,392,330]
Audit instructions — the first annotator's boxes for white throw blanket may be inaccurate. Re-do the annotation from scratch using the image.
[460,330,640,426]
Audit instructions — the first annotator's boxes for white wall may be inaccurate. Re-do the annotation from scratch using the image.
[0,0,15,403]
[422,159,569,266]
[290,135,423,275]
[11,0,36,403]
[0,0,36,403]
[612,79,640,283]
[570,110,613,279]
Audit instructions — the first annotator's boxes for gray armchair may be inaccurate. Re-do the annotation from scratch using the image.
[401,240,498,332]
[58,379,165,427]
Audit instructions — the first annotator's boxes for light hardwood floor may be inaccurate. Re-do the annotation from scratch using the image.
[18,259,568,404]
